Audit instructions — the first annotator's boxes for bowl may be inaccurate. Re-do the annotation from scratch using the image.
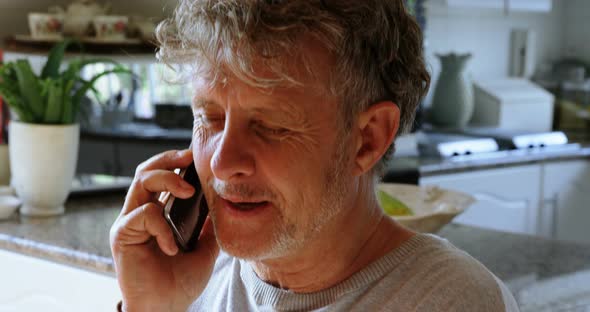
[0,195,21,219]
[378,183,475,233]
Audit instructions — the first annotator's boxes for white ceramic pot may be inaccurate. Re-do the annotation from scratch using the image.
[8,122,79,216]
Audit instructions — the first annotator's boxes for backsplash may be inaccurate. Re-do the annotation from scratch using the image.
[422,0,565,106]
[563,0,590,64]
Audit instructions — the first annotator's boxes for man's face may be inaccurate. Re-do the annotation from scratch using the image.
[191,62,353,260]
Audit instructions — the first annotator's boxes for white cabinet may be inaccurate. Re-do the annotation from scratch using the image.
[0,250,121,312]
[426,0,552,12]
[541,160,590,244]
[420,164,542,235]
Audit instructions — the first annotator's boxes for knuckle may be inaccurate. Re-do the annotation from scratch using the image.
[109,222,123,249]
[142,202,162,217]
[134,161,148,177]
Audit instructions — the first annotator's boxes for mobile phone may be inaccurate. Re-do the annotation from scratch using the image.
[163,162,209,252]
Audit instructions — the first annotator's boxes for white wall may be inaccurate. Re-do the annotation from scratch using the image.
[563,0,590,64]
[422,0,565,105]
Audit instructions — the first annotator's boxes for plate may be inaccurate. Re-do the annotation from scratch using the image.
[0,195,21,219]
[378,183,475,233]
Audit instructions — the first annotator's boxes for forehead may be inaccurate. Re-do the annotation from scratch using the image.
[192,36,336,101]
[191,77,330,127]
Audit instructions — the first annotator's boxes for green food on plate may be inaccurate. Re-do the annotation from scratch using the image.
[377,190,414,216]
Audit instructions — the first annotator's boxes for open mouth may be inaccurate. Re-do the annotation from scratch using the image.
[226,200,269,211]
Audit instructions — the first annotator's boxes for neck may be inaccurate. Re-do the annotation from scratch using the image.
[249,178,415,293]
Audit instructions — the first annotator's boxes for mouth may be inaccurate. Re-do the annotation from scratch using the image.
[219,196,270,212]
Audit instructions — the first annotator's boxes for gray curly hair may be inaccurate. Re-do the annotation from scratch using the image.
[156,0,430,177]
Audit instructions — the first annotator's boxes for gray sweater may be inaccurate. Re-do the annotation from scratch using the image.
[189,234,519,311]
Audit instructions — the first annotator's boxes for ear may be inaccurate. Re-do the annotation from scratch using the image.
[352,101,400,176]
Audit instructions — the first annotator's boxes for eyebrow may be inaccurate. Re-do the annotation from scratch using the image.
[191,96,308,126]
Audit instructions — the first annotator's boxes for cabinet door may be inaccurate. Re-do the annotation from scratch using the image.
[542,160,590,244]
[420,164,542,235]
[0,250,120,312]
[116,140,189,176]
[77,139,117,175]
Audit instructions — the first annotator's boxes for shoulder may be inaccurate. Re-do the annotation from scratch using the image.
[385,234,519,311]
[188,252,238,311]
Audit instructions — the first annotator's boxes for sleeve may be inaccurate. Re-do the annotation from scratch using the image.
[494,276,521,312]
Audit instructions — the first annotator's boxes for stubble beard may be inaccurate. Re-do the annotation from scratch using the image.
[253,130,352,260]
[210,130,352,261]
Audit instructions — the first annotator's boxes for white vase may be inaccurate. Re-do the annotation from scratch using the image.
[8,122,80,216]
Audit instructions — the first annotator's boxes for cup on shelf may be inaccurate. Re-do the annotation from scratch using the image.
[92,15,129,41]
[28,13,64,40]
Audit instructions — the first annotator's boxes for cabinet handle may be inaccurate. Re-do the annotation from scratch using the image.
[473,193,528,209]
[541,194,558,238]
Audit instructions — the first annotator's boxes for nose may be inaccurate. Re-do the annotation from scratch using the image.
[210,122,256,181]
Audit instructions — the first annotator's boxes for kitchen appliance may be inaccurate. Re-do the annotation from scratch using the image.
[470,78,554,132]
[418,125,581,160]
[418,132,499,158]
[458,127,582,155]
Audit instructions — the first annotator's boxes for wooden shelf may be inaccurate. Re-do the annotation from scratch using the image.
[2,35,157,63]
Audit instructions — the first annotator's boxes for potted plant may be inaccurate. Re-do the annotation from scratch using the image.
[0,40,129,216]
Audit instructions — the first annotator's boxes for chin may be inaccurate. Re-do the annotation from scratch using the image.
[216,235,275,260]
[213,221,298,260]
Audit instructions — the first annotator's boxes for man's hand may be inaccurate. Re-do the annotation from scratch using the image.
[110,149,219,312]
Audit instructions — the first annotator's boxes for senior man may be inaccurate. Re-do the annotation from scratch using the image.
[110,0,519,311]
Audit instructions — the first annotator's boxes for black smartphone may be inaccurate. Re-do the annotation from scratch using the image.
[163,162,209,252]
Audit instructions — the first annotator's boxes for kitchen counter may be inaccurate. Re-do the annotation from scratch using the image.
[0,194,123,275]
[1,193,589,309]
[385,145,590,181]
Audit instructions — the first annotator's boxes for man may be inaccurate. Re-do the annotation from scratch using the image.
[110,0,519,311]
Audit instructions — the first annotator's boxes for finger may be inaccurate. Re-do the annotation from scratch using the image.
[137,149,193,173]
[143,169,195,197]
[114,202,179,256]
[124,169,196,214]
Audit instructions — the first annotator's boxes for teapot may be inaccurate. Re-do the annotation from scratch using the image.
[50,0,111,37]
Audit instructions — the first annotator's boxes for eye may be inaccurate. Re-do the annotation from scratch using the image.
[253,121,289,137]
[194,112,225,129]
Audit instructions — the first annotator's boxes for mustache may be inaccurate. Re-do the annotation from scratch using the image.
[210,180,278,202]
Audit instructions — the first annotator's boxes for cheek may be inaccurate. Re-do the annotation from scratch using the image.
[192,133,220,183]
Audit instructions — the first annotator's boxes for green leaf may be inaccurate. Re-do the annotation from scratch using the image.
[63,58,122,82]
[61,95,73,124]
[13,60,44,120]
[71,67,133,108]
[43,79,63,124]
[41,38,82,79]
[0,85,35,122]
[0,63,17,83]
